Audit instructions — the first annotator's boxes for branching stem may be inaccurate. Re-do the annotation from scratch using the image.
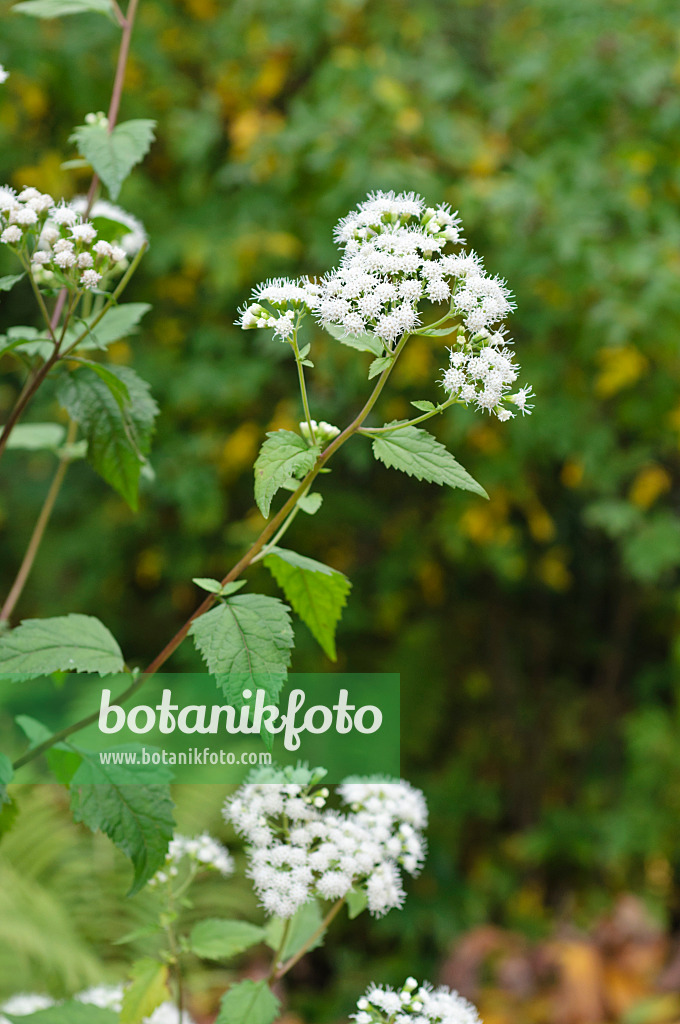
[1,419,78,624]
[11,331,411,771]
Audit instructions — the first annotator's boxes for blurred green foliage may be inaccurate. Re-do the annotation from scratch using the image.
[1,0,680,1013]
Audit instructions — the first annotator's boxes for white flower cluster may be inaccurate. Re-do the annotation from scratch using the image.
[299,419,341,444]
[69,196,148,257]
[238,277,321,340]
[0,65,9,85]
[441,340,535,420]
[0,987,195,1024]
[224,774,427,919]
[0,185,128,290]
[238,190,532,421]
[352,978,481,1024]
[150,831,234,885]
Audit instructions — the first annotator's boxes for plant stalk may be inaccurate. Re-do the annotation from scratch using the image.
[1,420,78,623]
[12,332,411,770]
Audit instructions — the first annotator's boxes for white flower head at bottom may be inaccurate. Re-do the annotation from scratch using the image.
[352,979,481,1024]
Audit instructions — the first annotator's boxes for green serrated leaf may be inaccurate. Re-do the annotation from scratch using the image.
[70,359,131,408]
[4,423,66,452]
[411,400,437,412]
[0,325,53,360]
[58,364,158,510]
[3,1005,118,1024]
[190,594,294,707]
[368,355,393,379]
[70,119,157,200]
[13,0,114,16]
[216,979,280,1024]
[70,752,174,895]
[264,899,325,960]
[0,273,25,292]
[264,547,351,661]
[120,958,169,1024]
[66,302,152,351]
[0,613,125,678]
[189,919,266,961]
[254,430,319,518]
[371,425,488,499]
[324,321,384,356]
[297,491,322,515]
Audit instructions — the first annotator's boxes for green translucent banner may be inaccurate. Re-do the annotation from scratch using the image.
[1,673,400,784]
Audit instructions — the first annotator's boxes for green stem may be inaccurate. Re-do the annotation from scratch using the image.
[251,498,303,566]
[291,327,316,444]
[267,917,292,981]
[61,242,148,356]
[359,397,458,433]
[164,880,184,1019]
[274,898,345,980]
[12,331,412,770]
[1,419,78,623]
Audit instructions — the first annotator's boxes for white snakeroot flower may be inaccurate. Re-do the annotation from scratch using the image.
[0,995,53,1023]
[54,249,76,268]
[50,203,78,227]
[150,831,234,885]
[71,222,97,244]
[69,196,147,255]
[300,419,341,444]
[237,277,320,336]
[0,186,17,211]
[80,268,102,289]
[1,225,22,244]
[441,337,532,422]
[0,65,9,84]
[224,774,427,919]
[351,980,481,1024]
[75,986,195,1024]
[237,189,533,420]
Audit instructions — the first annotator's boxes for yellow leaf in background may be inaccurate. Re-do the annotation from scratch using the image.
[396,107,423,133]
[526,500,556,543]
[561,460,584,488]
[417,560,445,606]
[254,56,289,101]
[393,337,433,384]
[13,152,72,198]
[331,46,361,69]
[537,548,572,591]
[263,231,302,259]
[595,345,648,397]
[627,150,655,175]
[373,75,410,108]
[468,422,504,454]
[220,422,260,477]
[183,0,218,19]
[628,465,671,509]
[470,134,508,177]
[108,341,132,365]
[135,548,164,588]
[15,79,48,120]
[627,184,651,209]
